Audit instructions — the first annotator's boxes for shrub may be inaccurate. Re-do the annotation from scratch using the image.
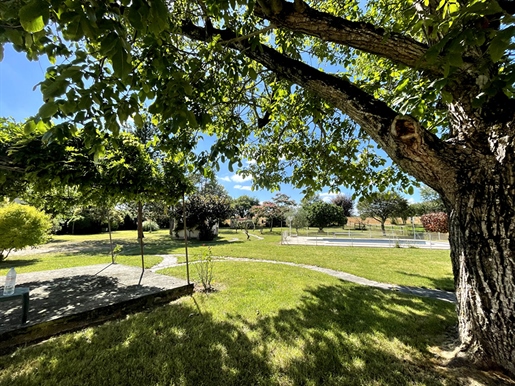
[420,212,448,233]
[0,203,52,261]
[195,246,214,292]
[142,220,159,232]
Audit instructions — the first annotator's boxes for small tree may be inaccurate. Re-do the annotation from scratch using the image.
[357,192,408,236]
[420,212,449,233]
[285,207,309,234]
[232,195,260,218]
[250,201,283,232]
[306,201,346,232]
[0,203,52,261]
[173,194,232,241]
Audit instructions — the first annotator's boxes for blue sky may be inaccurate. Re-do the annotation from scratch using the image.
[0,44,419,206]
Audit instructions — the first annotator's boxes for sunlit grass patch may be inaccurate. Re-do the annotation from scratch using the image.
[0,253,162,275]
[0,262,457,386]
[2,228,453,290]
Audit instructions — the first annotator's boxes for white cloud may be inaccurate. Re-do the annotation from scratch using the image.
[245,159,257,165]
[220,174,253,183]
[319,192,338,203]
[234,185,253,191]
[232,174,253,183]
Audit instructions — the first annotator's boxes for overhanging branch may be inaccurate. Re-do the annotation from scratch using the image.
[254,0,439,74]
[180,21,457,194]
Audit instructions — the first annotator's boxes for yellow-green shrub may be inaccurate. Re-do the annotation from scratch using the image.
[0,203,52,261]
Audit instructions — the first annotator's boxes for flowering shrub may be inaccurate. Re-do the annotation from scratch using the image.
[420,212,448,233]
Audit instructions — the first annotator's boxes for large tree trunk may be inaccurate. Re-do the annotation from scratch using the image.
[447,156,515,375]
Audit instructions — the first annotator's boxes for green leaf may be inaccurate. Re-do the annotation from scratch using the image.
[100,33,119,57]
[395,78,409,93]
[112,44,132,81]
[19,0,48,33]
[448,52,463,67]
[186,110,197,127]
[42,79,69,99]
[23,120,37,134]
[38,101,58,118]
[148,0,169,34]
[5,30,24,46]
[134,113,143,127]
[248,67,258,80]
[441,91,453,104]
[41,129,54,143]
[488,27,515,63]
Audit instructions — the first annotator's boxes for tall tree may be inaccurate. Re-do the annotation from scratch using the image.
[272,193,296,227]
[2,0,515,374]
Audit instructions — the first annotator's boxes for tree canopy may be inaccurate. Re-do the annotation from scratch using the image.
[2,0,515,376]
[232,195,260,218]
[357,192,409,235]
[306,201,346,232]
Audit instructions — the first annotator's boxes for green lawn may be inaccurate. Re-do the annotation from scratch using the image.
[0,262,459,386]
[0,228,454,290]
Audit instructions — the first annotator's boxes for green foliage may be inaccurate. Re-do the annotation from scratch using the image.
[173,194,232,241]
[250,201,283,231]
[357,192,409,234]
[306,201,346,232]
[232,195,260,218]
[142,220,159,232]
[0,203,51,260]
[0,0,514,195]
[284,207,309,233]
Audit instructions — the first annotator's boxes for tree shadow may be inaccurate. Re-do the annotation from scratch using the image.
[0,258,41,270]
[396,271,455,291]
[0,274,167,335]
[1,281,498,385]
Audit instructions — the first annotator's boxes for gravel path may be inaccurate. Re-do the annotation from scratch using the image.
[150,256,456,303]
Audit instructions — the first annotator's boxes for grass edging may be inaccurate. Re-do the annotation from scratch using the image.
[0,283,193,355]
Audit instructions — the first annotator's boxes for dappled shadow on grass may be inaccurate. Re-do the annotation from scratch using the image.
[38,234,243,258]
[0,274,166,335]
[396,271,455,291]
[0,282,479,386]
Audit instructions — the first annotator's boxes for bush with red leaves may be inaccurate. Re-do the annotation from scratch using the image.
[420,212,448,233]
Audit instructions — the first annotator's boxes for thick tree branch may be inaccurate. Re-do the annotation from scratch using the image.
[180,21,457,194]
[254,0,438,74]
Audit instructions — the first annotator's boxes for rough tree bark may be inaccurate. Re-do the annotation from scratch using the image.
[447,131,515,374]
[182,0,515,375]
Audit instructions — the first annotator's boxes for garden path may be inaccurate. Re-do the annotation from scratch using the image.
[152,256,456,303]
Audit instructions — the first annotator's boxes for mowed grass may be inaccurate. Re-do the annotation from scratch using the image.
[0,262,459,386]
[0,228,453,290]
[0,230,165,275]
